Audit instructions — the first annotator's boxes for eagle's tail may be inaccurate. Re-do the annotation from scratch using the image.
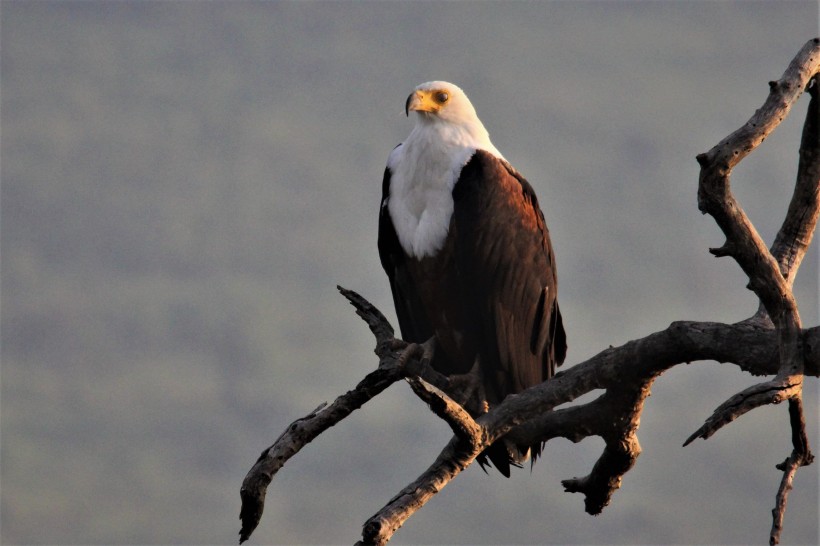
[477,439,535,478]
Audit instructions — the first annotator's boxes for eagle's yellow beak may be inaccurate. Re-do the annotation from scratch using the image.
[405,90,445,117]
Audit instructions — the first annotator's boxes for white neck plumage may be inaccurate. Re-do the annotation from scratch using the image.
[386,119,504,259]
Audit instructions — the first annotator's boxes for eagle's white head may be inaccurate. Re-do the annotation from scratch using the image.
[386,81,505,258]
[405,81,478,123]
[403,81,504,159]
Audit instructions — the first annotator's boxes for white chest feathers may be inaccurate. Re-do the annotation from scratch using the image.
[386,140,472,258]
[385,123,504,259]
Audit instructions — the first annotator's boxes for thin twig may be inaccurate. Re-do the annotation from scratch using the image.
[770,397,816,546]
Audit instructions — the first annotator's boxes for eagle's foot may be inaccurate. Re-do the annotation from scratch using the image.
[392,337,436,375]
[446,361,488,415]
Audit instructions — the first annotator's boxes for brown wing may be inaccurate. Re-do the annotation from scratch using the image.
[378,150,566,476]
[452,150,566,403]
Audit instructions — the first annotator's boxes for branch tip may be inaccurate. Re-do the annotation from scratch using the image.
[682,432,700,447]
[708,244,733,258]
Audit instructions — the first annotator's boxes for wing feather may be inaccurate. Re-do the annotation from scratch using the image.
[452,150,566,402]
[379,150,566,476]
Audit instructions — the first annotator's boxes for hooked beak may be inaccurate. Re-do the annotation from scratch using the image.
[405,90,439,117]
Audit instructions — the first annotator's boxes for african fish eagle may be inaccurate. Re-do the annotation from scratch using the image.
[378,81,566,476]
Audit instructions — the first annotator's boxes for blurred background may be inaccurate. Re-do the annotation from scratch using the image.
[2,1,818,544]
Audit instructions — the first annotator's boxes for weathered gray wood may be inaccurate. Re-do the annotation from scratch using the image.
[691,37,819,545]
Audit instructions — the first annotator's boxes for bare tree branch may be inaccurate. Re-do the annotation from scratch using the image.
[356,433,482,546]
[682,378,802,446]
[239,303,820,544]
[239,287,450,543]
[771,397,817,546]
[696,38,819,319]
[406,377,483,442]
[238,349,404,543]
[693,38,819,545]
[239,38,820,546]
[559,382,648,515]
[771,73,820,285]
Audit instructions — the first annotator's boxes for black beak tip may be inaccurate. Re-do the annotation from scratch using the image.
[405,93,412,117]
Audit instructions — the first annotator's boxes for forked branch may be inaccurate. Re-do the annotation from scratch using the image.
[240,303,820,544]
[692,38,819,545]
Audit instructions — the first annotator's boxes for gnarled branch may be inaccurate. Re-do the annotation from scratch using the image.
[693,38,819,544]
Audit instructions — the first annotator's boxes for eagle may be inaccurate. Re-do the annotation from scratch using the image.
[377,81,567,476]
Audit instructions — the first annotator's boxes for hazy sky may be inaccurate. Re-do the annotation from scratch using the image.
[2,1,818,545]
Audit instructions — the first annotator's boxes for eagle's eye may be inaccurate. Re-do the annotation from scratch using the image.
[435,91,449,104]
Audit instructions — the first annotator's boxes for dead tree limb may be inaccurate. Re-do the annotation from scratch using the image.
[692,37,819,545]
[239,287,451,543]
[239,38,820,545]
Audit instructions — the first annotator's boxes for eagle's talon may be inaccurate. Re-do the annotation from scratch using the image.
[395,337,437,375]
[446,361,488,415]
[418,337,436,369]
[395,343,418,368]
